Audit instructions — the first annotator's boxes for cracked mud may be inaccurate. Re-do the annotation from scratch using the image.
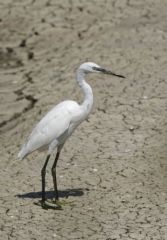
[0,0,167,240]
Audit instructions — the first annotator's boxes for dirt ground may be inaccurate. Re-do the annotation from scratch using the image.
[0,0,167,239]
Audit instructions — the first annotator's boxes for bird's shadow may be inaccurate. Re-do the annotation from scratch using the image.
[16,188,84,200]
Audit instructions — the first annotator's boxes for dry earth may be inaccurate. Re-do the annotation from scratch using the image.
[0,0,167,239]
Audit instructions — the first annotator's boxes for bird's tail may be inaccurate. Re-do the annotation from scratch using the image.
[18,144,28,160]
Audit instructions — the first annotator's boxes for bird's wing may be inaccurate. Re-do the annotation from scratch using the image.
[23,100,82,154]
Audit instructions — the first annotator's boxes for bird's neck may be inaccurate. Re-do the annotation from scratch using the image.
[76,70,93,115]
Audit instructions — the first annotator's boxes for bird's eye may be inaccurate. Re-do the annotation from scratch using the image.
[92,67,101,71]
[92,67,105,72]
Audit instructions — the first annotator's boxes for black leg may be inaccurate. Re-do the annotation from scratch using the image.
[41,154,50,205]
[51,151,60,201]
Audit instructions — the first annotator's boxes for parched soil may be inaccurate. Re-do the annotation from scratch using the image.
[0,0,167,239]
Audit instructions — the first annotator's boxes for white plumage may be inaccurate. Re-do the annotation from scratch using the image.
[18,62,125,208]
[18,100,83,159]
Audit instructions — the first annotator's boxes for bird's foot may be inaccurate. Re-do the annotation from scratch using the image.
[41,200,49,209]
[34,199,75,209]
[45,200,63,210]
[34,200,62,210]
[53,199,67,206]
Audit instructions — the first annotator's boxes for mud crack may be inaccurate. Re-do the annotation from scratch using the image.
[0,92,37,131]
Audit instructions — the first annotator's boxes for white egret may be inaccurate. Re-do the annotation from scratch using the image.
[18,62,125,208]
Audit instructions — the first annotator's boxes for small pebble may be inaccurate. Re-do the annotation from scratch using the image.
[93,168,98,172]
[125,149,131,153]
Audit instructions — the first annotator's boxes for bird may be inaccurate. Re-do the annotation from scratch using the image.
[18,62,125,208]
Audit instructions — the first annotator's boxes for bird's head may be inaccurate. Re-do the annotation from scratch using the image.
[78,62,125,78]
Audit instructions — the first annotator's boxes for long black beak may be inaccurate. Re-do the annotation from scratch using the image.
[93,67,125,78]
